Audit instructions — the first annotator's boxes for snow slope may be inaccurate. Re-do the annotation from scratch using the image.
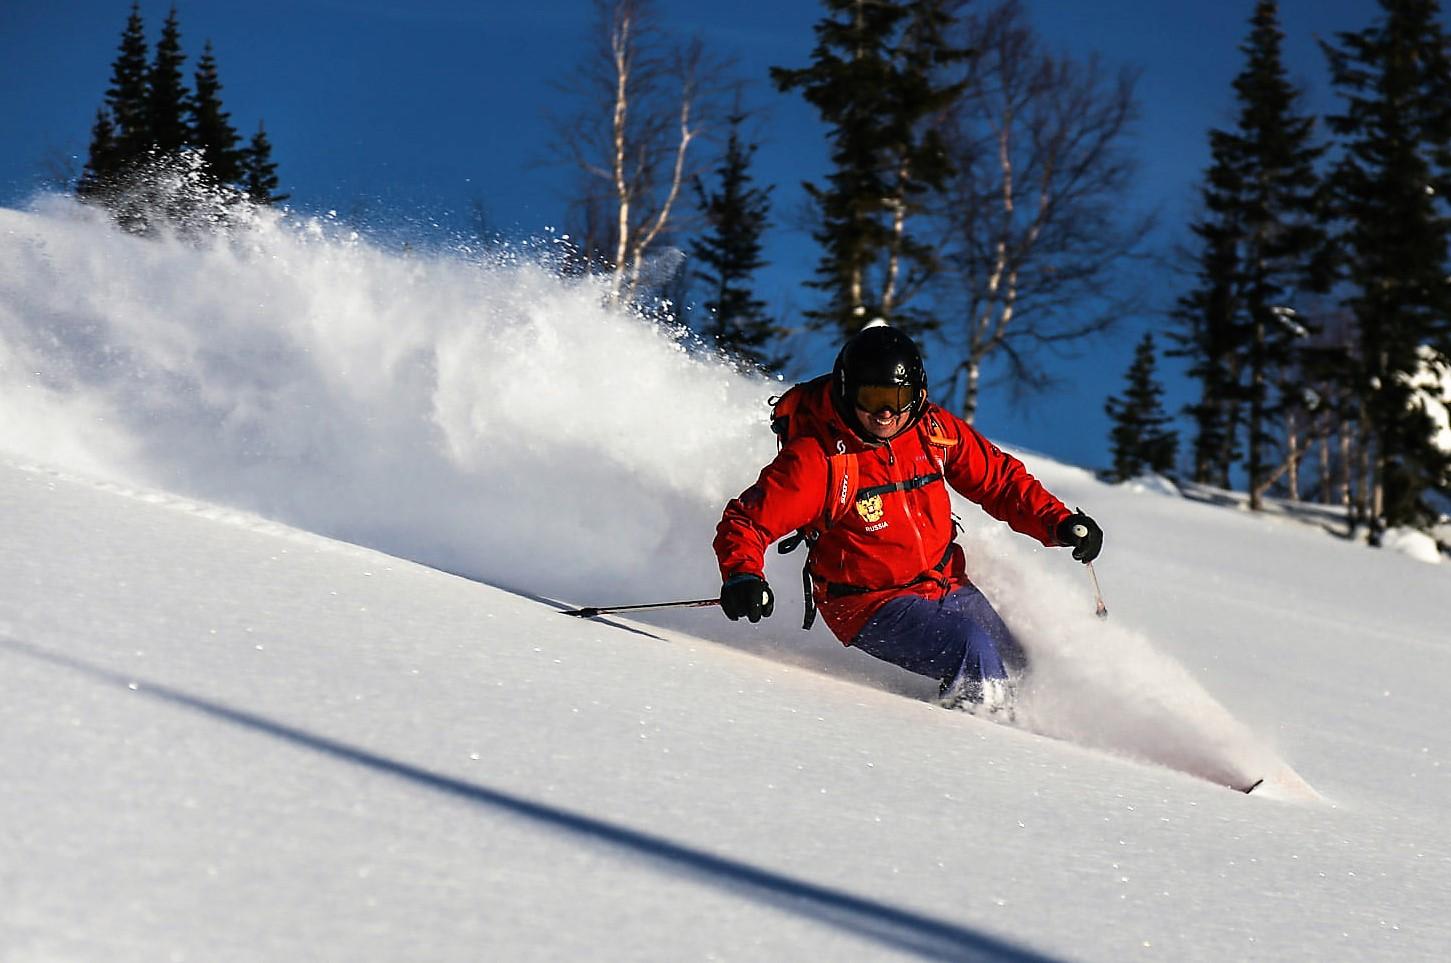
[3,199,1451,961]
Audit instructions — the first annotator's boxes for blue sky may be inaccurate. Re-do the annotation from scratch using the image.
[0,0,1403,471]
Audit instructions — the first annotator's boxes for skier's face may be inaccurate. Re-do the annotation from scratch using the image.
[853,385,920,439]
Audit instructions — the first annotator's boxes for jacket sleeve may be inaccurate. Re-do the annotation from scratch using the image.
[938,411,1071,546]
[714,440,830,580]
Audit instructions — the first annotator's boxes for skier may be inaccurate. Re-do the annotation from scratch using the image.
[712,322,1102,712]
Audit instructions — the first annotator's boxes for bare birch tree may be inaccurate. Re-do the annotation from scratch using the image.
[552,0,731,304]
[933,0,1153,421]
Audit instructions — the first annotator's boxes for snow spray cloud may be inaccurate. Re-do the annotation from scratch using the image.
[958,498,1283,790]
[0,195,777,602]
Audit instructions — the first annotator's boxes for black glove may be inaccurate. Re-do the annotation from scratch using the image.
[1056,511,1103,563]
[720,573,774,623]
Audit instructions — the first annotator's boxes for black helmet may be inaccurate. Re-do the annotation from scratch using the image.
[832,322,927,412]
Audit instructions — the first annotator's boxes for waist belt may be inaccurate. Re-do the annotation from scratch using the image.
[790,540,955,630]
[820,540,956,600]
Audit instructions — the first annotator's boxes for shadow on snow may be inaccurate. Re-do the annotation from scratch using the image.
[3,634,1059,963]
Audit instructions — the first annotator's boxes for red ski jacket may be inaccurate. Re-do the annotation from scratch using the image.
[714,378,1071,644]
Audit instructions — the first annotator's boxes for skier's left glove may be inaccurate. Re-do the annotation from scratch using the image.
[720,573,774,623]
[1056,511,1103,563]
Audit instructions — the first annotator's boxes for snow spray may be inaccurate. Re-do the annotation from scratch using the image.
[0,193,773,605]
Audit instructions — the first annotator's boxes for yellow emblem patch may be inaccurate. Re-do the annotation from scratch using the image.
[855,494,884,523]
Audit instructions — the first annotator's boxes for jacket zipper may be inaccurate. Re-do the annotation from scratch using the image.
[888,435,931,574]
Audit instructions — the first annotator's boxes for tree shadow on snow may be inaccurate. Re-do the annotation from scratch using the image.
[2,635,1060,963]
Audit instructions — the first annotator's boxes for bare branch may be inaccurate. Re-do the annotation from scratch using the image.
[547,0,736,304]
[625,39,703,299]
[932,0,1153,420]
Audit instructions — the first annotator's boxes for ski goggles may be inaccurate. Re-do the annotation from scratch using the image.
[853,384,919,416]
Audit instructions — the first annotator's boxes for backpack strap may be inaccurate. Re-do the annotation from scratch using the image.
[821,449,859,530]
[767,377,859,631]
[777,443,859,630]
[922,409,958,449]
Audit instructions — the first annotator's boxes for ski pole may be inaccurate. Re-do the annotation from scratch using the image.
[1086,561,1108,619]
[1068,518,1109,620]
[560,597,721,619]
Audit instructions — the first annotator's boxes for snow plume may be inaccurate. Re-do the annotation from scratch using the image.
[93,149,258,237]
[957,488,1285,793]
[0,195,775,602]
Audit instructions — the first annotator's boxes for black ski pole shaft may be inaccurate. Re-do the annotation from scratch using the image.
[560,597,721,618]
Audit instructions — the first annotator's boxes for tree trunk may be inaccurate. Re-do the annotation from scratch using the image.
[1285,408,1300,502]
[1247,316,1266,511]
[1338,417,1352,509]
[609,10,633,302]
[962,358,982,424]
[623,91,695,301]
[881,158,909,318]
[1219,401,1242,491]
[1370,448,1385,543]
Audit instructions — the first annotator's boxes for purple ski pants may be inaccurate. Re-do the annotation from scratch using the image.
[850,583,1026,686]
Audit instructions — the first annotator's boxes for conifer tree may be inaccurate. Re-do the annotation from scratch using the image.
[1176,1,1327,503]
[106,2,151,159]
[241,122,287,205]
[146,7,191,155]
[1175,199,1245,489]
[690,115,777,369]
[79,3,151,219]
[190,41,243,186]
[771,0,969,337]
[1105,334,1178,482]
[1323,0,1451,537]
[77,5,285,224]
[76,109,121,200]
[1225,1,1328,508]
